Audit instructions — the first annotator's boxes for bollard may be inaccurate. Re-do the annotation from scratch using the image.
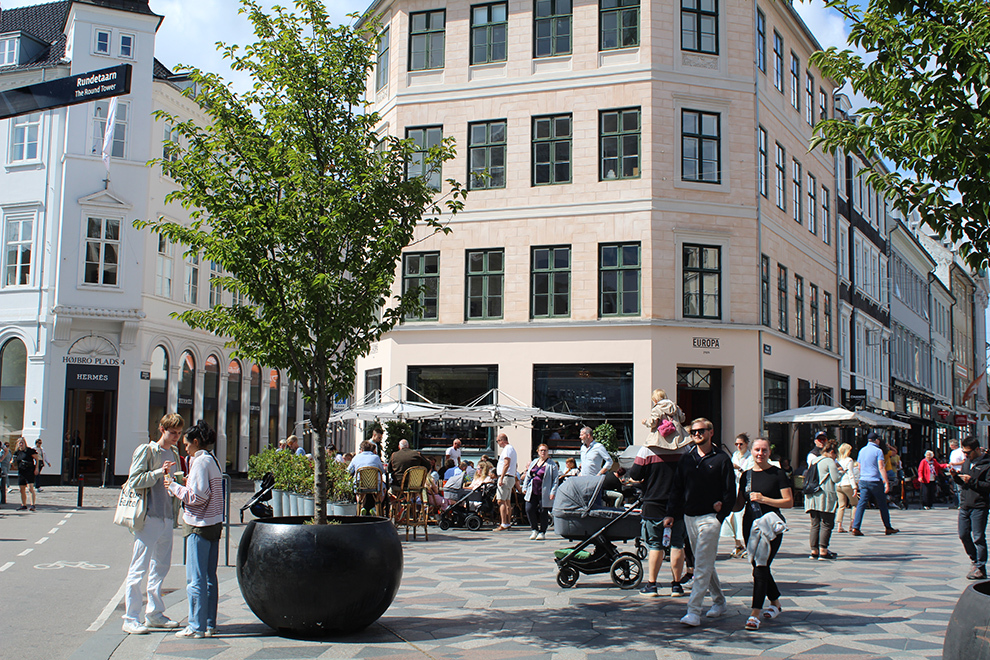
[77,476,84,507]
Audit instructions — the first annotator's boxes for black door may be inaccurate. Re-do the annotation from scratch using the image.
[676,367,723,448]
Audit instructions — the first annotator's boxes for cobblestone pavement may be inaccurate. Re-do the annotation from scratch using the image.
[69,490,972,660]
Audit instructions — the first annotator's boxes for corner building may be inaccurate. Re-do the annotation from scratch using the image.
[357,0,840,465]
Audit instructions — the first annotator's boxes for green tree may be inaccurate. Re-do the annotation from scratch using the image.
[811,0,990,269]
[139,0,464,523]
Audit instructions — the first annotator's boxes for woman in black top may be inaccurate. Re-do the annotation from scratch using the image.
[12,437,39,511]
[734,437,792,631]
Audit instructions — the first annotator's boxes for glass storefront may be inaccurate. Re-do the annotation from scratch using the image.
[268,369,280,448]
[0,337,27,448]
[408,365,498,450]
[249,364,261,456]
[203,355,219,432]
[533,363,634,452]
[226,360,241,472]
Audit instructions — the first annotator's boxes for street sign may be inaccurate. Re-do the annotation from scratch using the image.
[0,64,132,121]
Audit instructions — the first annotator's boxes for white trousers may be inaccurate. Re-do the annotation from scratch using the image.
[123,515,174,624]
[684,513,726,616]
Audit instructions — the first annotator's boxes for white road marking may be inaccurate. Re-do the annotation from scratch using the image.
[48,528,59,534]
[57,520,66,526]
[0,562,13,572]
[65,513,73,518]
[17,548,33,557]
[88,579,127,631]
[35,537,48,545]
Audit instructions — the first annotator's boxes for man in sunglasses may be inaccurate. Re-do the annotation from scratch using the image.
[952,436,990,580]
[666,418,736,627]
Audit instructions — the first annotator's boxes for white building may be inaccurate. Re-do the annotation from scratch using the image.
[0,0,305,483]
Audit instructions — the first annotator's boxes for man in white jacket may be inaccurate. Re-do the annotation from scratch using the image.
[121,413,183,635]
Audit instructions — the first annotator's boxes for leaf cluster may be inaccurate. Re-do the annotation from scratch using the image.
[811,0,990,268]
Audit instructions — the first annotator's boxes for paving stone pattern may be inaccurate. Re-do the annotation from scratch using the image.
[100,502,972,660]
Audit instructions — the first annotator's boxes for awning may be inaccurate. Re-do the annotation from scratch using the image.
[764,405,910,429]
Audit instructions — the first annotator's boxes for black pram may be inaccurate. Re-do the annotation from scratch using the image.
[438,482,497,530]
[551,475,643,589]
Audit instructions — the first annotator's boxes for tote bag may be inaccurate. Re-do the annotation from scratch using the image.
[114,484,147,529]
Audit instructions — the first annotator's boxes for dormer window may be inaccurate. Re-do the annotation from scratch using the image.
[95,28,111,55]
[119,33,134,58]
[0,36,18,66]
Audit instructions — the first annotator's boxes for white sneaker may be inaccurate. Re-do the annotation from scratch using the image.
[122,621,149,635]
[680,612,702,627]
[706,602,728,618]
[529,530,538,540]
[204,627,217,638]
[175,627,205,639]
[536,532,546,541]
[145,615,180,629]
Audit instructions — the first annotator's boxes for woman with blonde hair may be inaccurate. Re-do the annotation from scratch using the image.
[836,442,858,532]
[469,461,495,490]
[12,437,39,511]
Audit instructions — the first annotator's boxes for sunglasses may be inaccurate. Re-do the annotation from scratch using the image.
[690,429,708,436]
[734,442,746,446]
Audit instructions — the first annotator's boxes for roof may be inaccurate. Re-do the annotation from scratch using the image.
[1,0,169,77]
[0,0,70,72]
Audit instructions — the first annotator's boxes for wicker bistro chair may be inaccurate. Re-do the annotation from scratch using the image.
[393,466,430,541]
[354,466,385,516]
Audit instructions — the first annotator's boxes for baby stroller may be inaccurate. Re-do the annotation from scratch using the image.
[438,481,498,531]
[551,475,643,589]
[240,472,275,523]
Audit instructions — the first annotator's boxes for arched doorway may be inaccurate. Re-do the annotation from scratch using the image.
[268,369,280,449]
[226,360,242,472]
[204,355,220,432]
[148,346,169,442]
[1,337,27,449]
[177,351,196,428]
[249,364,261,456]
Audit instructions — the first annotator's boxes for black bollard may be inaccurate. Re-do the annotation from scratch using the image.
[77,476,84,507]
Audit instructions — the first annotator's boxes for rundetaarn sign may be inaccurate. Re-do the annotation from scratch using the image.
[0,64,132,121]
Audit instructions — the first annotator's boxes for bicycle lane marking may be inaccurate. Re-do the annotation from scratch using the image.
[0,562,13,572]
[88,580,127,632]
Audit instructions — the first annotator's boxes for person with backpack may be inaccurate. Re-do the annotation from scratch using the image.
[804,439,841,560]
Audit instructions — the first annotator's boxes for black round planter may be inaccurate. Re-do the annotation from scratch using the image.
[237,515,403,636]
[943,580,990,660]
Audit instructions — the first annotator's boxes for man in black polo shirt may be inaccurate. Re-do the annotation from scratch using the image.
[667,417,736,627]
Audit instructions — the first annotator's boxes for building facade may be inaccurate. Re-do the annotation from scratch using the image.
[0,0,306,483]
[355,0,841,464]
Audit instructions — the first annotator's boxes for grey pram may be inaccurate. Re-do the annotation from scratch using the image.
[551,475,643,589]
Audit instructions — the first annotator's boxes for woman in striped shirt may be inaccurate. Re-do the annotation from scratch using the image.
[165,420,224,639]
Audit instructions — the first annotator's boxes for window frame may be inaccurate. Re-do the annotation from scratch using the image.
[775,142,786,211]
[824,291,833,350]
[534,0,573,57]
[82,215,122,287]
[680,0,718,55]
[773,31,783,93]
[682,243,722,319]
[756,10,766,73]
[408,10,446,72]
[792,158,802,223]
[184,251,200,305]
[599,242,641,317]
[406,125,444,191]
[819,88,829,123]
[599,107,641,181]
[209,260,223,307]
[810,283,819,345]
[807,172,817,234]
[777,264,788,333]
[3,212,33,287]
[468,120,507,190]
[470,2,509,65]
[760,254,771,326]
[532,113,572,186]
[119,32,135,59]
[403,251,441,321]
[681,109,720,184]
[94,28,112,55]
[790,52,800,110]
[0,36,18,66]
[805,71,815,125]
[531,245,571,319]
[155,234,173,298]
[758,126,767,198]
[9,112,41,163]
[376,27,390,91]
[92,99,128,160]
[795,274,805,340]
[465,248,505,320]
[599,0,639,51]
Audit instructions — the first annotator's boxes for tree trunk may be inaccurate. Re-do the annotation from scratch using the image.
[312,393,329,524]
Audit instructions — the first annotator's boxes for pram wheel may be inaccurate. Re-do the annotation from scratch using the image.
[610,553,643,589]
[635,538,648,560]
[556,566,579,589]
[438,519,451,531]
[465,514,483,531]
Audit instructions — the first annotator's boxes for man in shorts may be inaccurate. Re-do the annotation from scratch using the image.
[493,433,517,531]
[628,438,680,596]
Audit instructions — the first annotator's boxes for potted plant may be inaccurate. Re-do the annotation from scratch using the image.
[328,458,356,516]
[141,0,463,635]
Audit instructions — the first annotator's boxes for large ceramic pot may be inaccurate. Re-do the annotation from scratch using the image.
[237,515,402,636]
[944,581,990,660]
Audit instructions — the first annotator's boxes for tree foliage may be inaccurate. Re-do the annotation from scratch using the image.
[139,0,464,522]
[811,0,990,269]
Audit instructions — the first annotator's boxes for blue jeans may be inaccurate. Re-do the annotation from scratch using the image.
[185,533,219,632]
[959,507,989,570]
[851,480,893,531]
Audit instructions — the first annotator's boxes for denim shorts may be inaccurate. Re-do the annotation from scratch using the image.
[640,518,686,550]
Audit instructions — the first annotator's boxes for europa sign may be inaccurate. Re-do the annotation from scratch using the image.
[0,64,132,121]
[692,337,720,349]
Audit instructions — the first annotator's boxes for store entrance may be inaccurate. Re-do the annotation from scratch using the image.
[62,364,119,486]
[676,367,723,447]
